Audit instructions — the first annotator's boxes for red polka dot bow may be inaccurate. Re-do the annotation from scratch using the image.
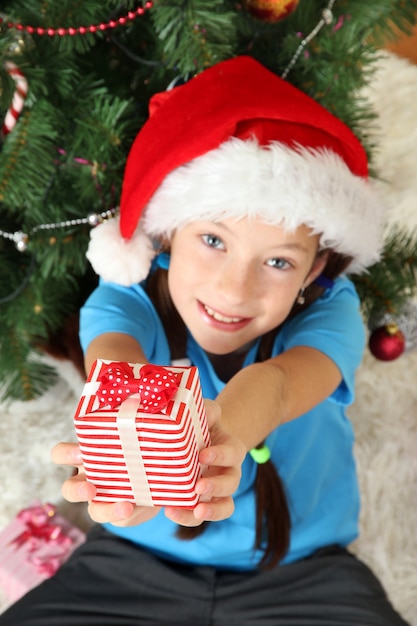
[96,362,179,413]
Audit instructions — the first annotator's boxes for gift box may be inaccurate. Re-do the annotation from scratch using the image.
[74,360,211,508]
[0,503,85,603]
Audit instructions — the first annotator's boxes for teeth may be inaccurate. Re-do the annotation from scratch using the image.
[204,305,242,323]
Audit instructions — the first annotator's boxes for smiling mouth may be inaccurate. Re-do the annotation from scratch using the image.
[203,304,245,324]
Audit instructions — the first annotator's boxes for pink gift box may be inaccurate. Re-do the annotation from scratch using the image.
[74,360,211,508]
[0,503,85,603]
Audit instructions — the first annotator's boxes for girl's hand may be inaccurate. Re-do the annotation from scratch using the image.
[50,443,161,527]
[51,399,245,528]
[164,399,246,527]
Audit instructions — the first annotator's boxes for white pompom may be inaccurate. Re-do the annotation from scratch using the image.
[86,217,155,286]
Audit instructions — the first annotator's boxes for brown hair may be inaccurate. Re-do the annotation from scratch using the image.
[145,249,352,568]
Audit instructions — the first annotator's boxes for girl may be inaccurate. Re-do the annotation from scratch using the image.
[1,56,408,625]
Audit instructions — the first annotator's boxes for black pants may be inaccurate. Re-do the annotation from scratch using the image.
[0,525,409,626]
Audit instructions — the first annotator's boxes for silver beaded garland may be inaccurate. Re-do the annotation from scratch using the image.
[87,212,101,226]
[0,208,117,252]
[281,0,336,80]
[322,8,334,25]
[14,231,28,252]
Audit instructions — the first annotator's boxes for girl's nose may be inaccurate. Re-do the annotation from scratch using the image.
[217,259,258,305]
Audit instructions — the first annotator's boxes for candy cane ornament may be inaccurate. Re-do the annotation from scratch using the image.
[2,61,28,135]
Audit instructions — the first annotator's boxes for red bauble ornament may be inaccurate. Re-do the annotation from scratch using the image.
[244,0,299,23]
[368,323,406,361]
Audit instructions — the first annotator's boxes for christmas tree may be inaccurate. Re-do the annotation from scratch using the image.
[1,0,416,401]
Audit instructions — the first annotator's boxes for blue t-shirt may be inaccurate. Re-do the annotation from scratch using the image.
[80,276,365,570]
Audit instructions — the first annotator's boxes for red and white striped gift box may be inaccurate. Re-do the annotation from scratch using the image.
[74,360,211,508]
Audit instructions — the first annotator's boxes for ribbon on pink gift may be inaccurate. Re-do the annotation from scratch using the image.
[96,362,179,412]
[10,503,74,576]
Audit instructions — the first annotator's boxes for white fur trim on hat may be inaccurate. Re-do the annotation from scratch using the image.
[143,137,386,274]
[86,216,155,286]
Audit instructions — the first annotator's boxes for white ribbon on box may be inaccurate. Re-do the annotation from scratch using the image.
[116,394,154,506]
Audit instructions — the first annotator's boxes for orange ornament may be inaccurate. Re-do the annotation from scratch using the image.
[244,0,299,23]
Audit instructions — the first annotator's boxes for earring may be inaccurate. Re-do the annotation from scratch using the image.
[297,288,305,305]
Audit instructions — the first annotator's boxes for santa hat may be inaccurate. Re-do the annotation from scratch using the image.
[87,55,385,286]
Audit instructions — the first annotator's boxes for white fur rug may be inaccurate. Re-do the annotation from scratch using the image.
[1,52,417,622]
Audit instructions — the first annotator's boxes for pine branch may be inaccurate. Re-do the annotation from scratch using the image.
[352,228,417,319]
[150,0,237,75]
[0,343,59,403]
[0,104,60,211]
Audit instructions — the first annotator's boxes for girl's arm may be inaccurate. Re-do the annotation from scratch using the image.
[217,345,342,450]
[162,348,341,528]
[84,332,149,373]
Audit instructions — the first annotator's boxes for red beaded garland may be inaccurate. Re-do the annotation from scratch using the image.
[0,3,153,37]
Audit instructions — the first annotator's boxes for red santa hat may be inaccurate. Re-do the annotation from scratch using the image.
[87,55,385,286]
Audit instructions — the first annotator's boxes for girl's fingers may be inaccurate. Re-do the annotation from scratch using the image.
[61,472,96,503]
[87,501,161,527]
[51,442,83,467]
[61,472,162,527]
[193,496,235,522]
[171,400,247,526]
[195,466,241,500]
[87,501,135,524]
[204,398,222,428]
[199,440,246,469]
[165,495,235,526]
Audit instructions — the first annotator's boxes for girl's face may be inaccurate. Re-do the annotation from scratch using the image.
[168,217,326,356]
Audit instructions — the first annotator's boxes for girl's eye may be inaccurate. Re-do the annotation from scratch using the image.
[266,257,291,270]
[202,234,225,249]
